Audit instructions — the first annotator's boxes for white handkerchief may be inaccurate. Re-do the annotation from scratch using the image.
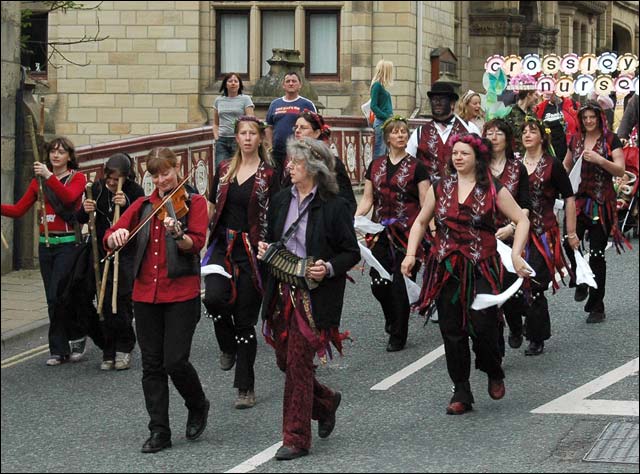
[471,277,524,310]
[358,242,392,280]
[403,276,421,304]
[574,249,597,289]
[354,215,385,235]
[200,264,232,279]
[568,156,582,194]
[496,239,536,277]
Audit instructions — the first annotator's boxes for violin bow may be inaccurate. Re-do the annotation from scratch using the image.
[101,171,193,262]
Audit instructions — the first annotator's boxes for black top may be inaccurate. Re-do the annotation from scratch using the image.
[541,101,567,160]
[548,158,575,199]
[216,175,255,234]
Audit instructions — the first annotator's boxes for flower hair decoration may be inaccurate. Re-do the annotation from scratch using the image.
[450,133,490,156]
[234,115,267,132]
[507,73,537,92]
[381,114,408,130]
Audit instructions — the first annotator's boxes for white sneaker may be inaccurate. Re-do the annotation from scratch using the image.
[115,352,131,370]
[69,338,87,362]
[100,360,115,371]
[46,355,68,366]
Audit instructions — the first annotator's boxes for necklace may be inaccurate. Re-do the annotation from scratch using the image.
[524,154,541,168]
[490,159,506,176]
[54,170,70,179]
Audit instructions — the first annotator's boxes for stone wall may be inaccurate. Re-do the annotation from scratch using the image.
[47,1,208,147]
[1,1,21,274]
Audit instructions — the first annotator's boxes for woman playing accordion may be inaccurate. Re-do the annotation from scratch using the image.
[257,137,360,460]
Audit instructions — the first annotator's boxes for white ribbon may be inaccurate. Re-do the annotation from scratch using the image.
[354,215,385,235]
[200,264,232,279]
[358,242,392,281]
[574,249,597,289]
[471,239,536,310]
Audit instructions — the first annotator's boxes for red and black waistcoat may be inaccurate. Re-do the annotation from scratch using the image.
[495,158,524,228]
[572,134,616,208]
[527,154,558,236]
[369,155,422,247]
[210,159,277,248]
[416,118,469,182]
[431,175,498,264]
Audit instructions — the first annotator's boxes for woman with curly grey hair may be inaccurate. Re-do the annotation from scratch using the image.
[257,137,360,460]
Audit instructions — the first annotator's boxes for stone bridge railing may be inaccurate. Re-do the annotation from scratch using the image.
[76,117,429,197]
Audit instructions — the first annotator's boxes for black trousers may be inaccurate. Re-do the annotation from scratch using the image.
[203,245,261,391]
[99,254,136,360]
[369,237,419,348]
[38,243,84,356]
[565,216,610,313]
[503,243,552,343]
[134,297,207,436]
[436,275,504,406]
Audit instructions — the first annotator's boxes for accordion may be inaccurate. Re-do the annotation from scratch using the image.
[262,243,319,290]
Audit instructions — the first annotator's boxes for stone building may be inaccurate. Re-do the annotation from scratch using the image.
[17,1,639,146]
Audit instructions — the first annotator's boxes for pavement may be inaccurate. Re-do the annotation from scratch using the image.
[1,269,49,349]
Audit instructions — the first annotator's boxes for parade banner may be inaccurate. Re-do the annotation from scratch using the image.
[484,52,638,98]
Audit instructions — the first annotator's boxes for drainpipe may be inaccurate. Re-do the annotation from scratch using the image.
[413,1,423,118]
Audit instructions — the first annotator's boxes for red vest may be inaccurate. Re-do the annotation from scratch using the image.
[431,175,498,264]
[571,134,616,208]
[495,158,524,228]
[369,155,423,246]
[416,117,470,181]
[210,159,278,248]
[527,154,558,236]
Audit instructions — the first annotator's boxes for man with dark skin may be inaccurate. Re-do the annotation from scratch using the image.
[407,81,480,183]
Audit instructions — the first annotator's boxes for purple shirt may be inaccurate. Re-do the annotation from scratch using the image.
[282,185,335,278]
[283,185,317,257]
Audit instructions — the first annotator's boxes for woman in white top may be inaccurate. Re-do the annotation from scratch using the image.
[213,73,255,166]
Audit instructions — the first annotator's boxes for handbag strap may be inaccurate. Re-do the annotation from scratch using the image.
[280,204,311,245]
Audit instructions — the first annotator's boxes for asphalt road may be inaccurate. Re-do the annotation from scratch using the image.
[2,238,638,473]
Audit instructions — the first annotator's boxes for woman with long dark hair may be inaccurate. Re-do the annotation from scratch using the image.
[2,137,87,366]
[401,133,530,415]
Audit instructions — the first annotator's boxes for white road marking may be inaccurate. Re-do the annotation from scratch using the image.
[531,357,639,417]
[370,345,445,391]
[225,441,282,473]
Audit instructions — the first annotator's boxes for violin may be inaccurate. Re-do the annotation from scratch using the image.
[154,185,189,221]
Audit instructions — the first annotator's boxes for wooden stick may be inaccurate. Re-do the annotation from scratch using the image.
[86,183,104,321]
[111,176,125,314]
[26,115,49,247]
[97,258,110,315]
[1,230,8,249]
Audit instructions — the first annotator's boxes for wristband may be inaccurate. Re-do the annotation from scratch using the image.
[173,232,186,241]
[405,254,415,257]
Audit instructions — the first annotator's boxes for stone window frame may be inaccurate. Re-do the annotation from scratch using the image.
[305,9,341,81]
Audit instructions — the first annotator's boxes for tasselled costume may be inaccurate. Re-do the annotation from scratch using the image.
[417,174,505,328]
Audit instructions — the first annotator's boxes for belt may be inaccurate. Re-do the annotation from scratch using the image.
[39,234,76,245]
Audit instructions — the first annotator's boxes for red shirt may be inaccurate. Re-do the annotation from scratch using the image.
[103,190,208,304]
[1,173,87,233]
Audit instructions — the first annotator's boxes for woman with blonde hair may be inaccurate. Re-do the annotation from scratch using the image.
[457,90,485,131]
[370,59,394,158]
[203,116,280,409]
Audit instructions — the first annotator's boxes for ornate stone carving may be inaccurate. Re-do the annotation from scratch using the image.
[469,13,526,37]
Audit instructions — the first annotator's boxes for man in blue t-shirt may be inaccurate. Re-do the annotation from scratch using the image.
[265,72,316,177]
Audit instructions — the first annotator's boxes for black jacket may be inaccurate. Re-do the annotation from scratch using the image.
[261,187,360,329]
[77,178,145,259]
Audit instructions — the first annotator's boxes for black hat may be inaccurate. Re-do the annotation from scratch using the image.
[105,153,132,176]
[427,82,459,101]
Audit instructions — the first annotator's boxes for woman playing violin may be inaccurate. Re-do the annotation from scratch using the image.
[104,147,210,454]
